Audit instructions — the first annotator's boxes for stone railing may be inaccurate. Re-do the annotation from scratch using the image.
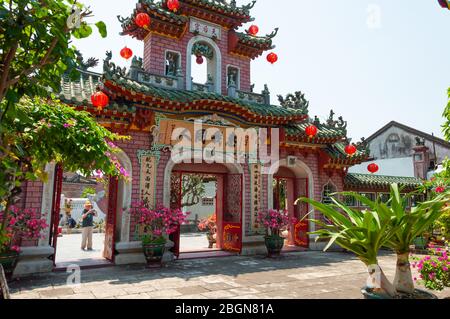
[236,90,265,104]
[192,82,210,93]
[136,71,179,90]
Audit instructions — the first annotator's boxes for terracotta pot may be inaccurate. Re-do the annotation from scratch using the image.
[265,235,285,257]
[142,243,166,265]
[0,251,19,281]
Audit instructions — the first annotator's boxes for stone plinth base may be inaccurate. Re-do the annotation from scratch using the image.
[14,246,54,278]
[241,236,267,256]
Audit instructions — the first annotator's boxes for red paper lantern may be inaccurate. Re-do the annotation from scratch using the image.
[196,55,204,65]
[367,163,379,174]
[345,144,357,157]
[91,91,109,110]
[120,46,133,60]
[135,12,151,28]
[167,0,180,12]
[267,52,278,64]
[248,25,259,36]
[305,125,318,139]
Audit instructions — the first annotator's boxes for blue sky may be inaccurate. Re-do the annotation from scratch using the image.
[73,0,450,141]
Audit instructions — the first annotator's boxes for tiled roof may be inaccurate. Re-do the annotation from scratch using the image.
[181,0,255,18]
[326,142,369,160]
[103,72,306,119]
[345,173,423,190]
[285,122,346,140]
[59,71,101,105]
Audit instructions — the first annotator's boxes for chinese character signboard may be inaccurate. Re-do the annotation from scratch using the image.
[190,18,221,40]
[140,156,157,208]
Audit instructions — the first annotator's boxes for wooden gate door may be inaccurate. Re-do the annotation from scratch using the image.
[169,172,182,259]
[103,176,119,262]
[294,178,309,248]
[222,174,243,254]
[49,164,64,265]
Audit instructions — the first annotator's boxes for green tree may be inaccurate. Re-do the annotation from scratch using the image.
[0,0,107,120]
[81,187,97,199]
[0,97,129,243]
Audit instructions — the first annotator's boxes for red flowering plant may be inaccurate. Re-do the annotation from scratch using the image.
[131,202,190,245]
[412,247,450,291]
[257,209,297,238]
[198,214,217,235]
[0,206,48,254]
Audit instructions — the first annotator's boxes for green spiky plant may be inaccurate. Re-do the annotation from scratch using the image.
[299,184,449,298]
[380,186,449,294]
[300,192,401,297]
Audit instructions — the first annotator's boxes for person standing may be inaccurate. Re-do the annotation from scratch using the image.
[81,201,97,251]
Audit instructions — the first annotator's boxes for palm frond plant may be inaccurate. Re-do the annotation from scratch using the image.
[380,185,449,294]
[300,193,401,298]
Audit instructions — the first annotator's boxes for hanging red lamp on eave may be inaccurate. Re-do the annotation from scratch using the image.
[120,46,133,60]
[167,0,180,12]
[367,163,379,174]
[305,125,318,139]
[196,55,204,65]
[267,52,278,64]
[91,91,109,111]
[135,12,151,29]
[345,144,357,157]
[248,25,259,36]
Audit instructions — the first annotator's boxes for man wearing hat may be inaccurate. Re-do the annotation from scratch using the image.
[81,201,97,251]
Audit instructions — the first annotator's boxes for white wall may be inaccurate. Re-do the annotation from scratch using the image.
[182,181,216,221]
[349,157,415,177]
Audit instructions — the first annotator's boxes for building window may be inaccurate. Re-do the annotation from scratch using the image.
[227,66,240,89]
[359,193,376,207]
[321,183,337,204]
[379,193,390,204]
[414,154,423,162]
[165,51,180,76]
[201,197,215,206]
[343,195,357,207]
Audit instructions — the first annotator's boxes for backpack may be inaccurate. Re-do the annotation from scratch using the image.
[68,218,77,229]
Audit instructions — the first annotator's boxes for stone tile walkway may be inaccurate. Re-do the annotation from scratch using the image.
[9,251,450,299]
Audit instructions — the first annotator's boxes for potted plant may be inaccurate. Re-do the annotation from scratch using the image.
[412,247,449,292]
[257,209,295,257]
[0,206,48,280]
[299,184,449,299]
[132,203,189,266]
[198,214,217,249]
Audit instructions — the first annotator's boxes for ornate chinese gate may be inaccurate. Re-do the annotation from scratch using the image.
[49,164,64,264]
[294,178,309,248]
[169,172,182,258]
[222,174,243,254]
[103,176,119,261]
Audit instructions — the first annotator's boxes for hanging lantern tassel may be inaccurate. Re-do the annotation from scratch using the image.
[345,144,357,157]
[248,25,259,36]
[305,125,318,139]
[267,52,278,64]
[135,12,151,29]
[196,55,204,65]
[368,163,379,174]
[91,91,109,111]
[120,46,133,60]
[167,0,180,12]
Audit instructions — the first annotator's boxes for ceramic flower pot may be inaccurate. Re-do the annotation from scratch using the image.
[142,243,166,265]
[0,251,19,281]
[265,235,285,257]
[361,287,438,299]
[207,233,216,249]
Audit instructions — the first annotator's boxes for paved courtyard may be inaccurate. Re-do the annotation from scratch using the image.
[9,251,450,299]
